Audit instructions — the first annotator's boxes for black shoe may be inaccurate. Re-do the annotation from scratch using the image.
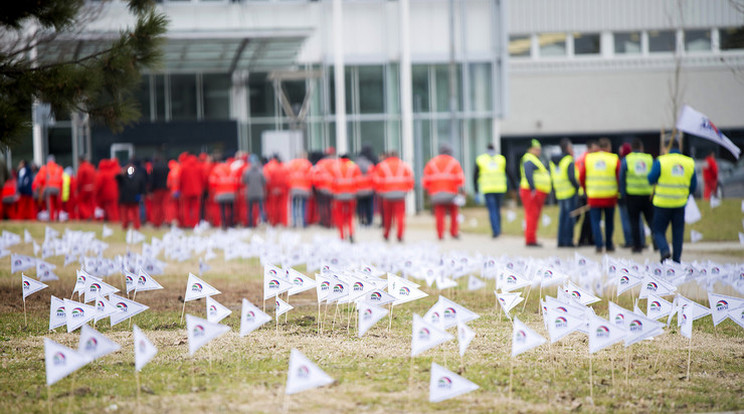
[631,247,643,253]
[606,245,615,253]
[397,237,403,243]
[383,235,389,242]
[661,253,671,263]
[452,234,460,240]
[492,234,499,239]
[526,242,542,248]
[596,247,603,253]
[349,235,355,244]
[621,244,633,249]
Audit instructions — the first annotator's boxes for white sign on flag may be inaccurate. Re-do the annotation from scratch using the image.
[563,281,601,306]
[428,362,479,403]
[184,273,221,302]
[675,105,740,159]
[274,296,294,318]
[388,274,428,306]
[727,306,744,330]
[423,296,480,330]
[287,268,317,296]
[44,338,89,386]
[708,292,744,326]
[285,348,335,395]
[133,325,158,372]
[64,298,97,333]
[263,266,293,300]
[84,278,119,303]
[108,294,149,326]
[511,316,546,357]
[78,324,121,362]
[356,288,396,307]
[496,291,523,319]
[49,295,67,330]
[93,293,122,323]
[185,314,230,356]
[411,314,454,357]
[646,293,674,320]
[206,296,232,324]
[357,301,388,338]
[588,315,628,354]
[638,275,676,299]
[545,308,586,343]
[22,274,47,299]
[457,322,476,357]
[135,269,164,292]
[240,298,272,337]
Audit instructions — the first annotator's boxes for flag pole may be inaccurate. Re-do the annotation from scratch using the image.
[588,353,594,405]
[537,283,543,313]
[23,298,27,327]
[388,304,395,332]
[66,372,76,414]
[625,347,631,390]
[346,302,353,332]
[686,335,692,381]
[508,358,513,407]
[129,289,138,329]
[317,302,321,335]
[521,284,532,313]
[332,303,339,330]
[135,369,141,414]
[285,293,289,324]
[180,300,187,325]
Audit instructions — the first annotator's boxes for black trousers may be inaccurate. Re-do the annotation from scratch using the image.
[626,194,654,249]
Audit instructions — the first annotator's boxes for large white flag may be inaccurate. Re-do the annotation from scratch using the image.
[676,105,740,159]
[428,362,479,403]
[206,296,232,324]
[78,324,121,362]
[287,269,317,296]
[133,325,158,372]
[109,294,149,326]
[324,279,350,303]
[49,296,67,330]
[315,274,333,303]
[457,322,476,357]
[411,313,454,357]
[285,349,334,395]
[588,315,628,353]
[675,295,711,326]
[64,298,96,332]
[511,316,546,357]
[646,293,675,320]
[240,298,272,337]
[44,338,89,386]
[423,296,480,329]
[84,278,119,303]
[186,314,230,356]
[123,268,138,294]
[708,292,744,326]
[357,301,388,337]
[184,273,221,302]
[609,302,664,346]
[22,274,47,299]
[93,294,122,323]
[263,266,293,300]
[135,269,164,292]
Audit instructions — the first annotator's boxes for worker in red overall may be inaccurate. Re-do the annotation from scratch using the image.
[422,145,464,240]
[330,155,361,242]
[373,151,414,242]
[33,155,64,221]
[76,155,96,220]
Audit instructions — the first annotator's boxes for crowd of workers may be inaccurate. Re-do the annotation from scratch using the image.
[0,136,710,262]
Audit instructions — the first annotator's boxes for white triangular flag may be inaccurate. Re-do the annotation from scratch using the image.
[457,322,476,357]
[10,253,35,274]
[123,268,138,294]
[78,324,121,361]
[710,195,721,209]
[588,315,628,353]
[609,302,664,346]
[240,298,272,337]
[274,296,294,318]
[727,306,744,330]
[126,228,145,244]
[498,269,532,292]
[424,296,480,329]
[411,313,454,357]
[102,224,113,238]
[198,258,211,276]
[675,295,711,325]
[357,301,388,337]
[186,314,230,356]
[206,296,232,324]
[287,269,318,296]
[506,210,517,223]
[564,281,601,306]
[44,226,59,241]
[93,294,122,323]
[285,348,335,395]
[679,301,694,339]
[356,288,396,306]
[708,292,744,326]
[511,316,546,357]
[263,265,293,300]
[135,269,164,292]
[44,338,89,386]
[74,269,99,297]
[64,298,96,333]
[546,308,586,343]
[616,270,644,296]
[690,230,703,243]
[428,362,479,403]
[324,279,350,303]
[109,294,149,326]
[33,241,41,256]
[315,274,332,303]
[608,301,631,330]
[388,274,427,306]
[646,293,674,320]
[84,278,119,303]
[22,274,47,299]
[24,229,33,244]
[496,291,523,319]
[184,273,221,302]
[133,324,157,372]
[638,275,677,299]
[49,295,67,330]
[467,275,486,291]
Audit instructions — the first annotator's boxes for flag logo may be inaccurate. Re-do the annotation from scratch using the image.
[125,275,133,285]
[554,316,567,328]
[353,282,364,292]
[629,320,643,332]
[506,275,517,284]
[619,275,630,285]
[138,276,147,285]
[498,298,506,305]
[193,325,205,337]
[363,309,373,320]
[209,305,217,315]
[85,338,98,351]
[117,302,128,312]
[269,269,278,276]
[333,284,344,294]
[268,280,281,290]
[78,275,86,284]
[363,267,372,273]
[596,325,610,338]
[543,269,553,278]
[594,160,607,170]
[654,268,662,276]
[22,281,30,289]
[711,267,720,275]
[614,314,624,325]
[370,292,382,301]
[431,312,441,323]
[443,307,457,320]
[56,307,65,318]
[666,269,675,277]
[671,164,684,177]
[716,300,729,311]
[556,306,568,313]
[399,287,410,296]
[418,327,431,340]
[245,311,255,322]
[609,265,617,273]
[320,281,330,291]
[578,258,586,266]
[71,307,85,318]
[297,366,310,378]
[138,339,147,353]
[515,330,527,343]
[53,352,66,366]
[646,282,658,291]
[89,283,101,292]
[437,376,453,389]
[700,117,722,138]
[649,301,661,312]
[96,301,105,312]
[506,262,514,269]
[571,290,581,299]
[192,283,203,292]
[634,161,648,174]
[293,277,304,286]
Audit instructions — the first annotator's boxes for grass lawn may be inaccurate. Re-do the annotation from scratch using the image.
[0,222,743,413]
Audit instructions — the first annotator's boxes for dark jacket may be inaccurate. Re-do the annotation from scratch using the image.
[149,159,169,192]
[17,165,34,196]
[116,164,147,204]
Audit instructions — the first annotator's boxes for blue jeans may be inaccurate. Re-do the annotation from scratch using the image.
[589,206,615,249]
[619,203,633,246]
[557,196,577,246]
[484,193,503,237]
[652,206,685,262]
[247,199,266,227]
[292,195,307,228]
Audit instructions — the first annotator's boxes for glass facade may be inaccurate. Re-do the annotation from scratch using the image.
[538,33,567,57]
[649,30,676,53]
[508,35,531,57]
[614,32,641,55]
[684,29,711,52]
[720,27,744,50]
[574,33,600,55]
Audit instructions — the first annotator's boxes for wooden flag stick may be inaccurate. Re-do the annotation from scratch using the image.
[180,300,187,325]
[285,293,289,324]
[23,298,27,327]
[521,285,532,313]
[129,289,138,328]
[47,384,52,414]
[331,303,340,330]
[588,353,594,405]
[346,302,353,332]
[388,304,395,332]
[508,359,513,407]
[625,347,631,389]
[686,335,693,381]
[537,284,543,313]
[135,369,141,414]
[317,303,321,335]
[66,372,76,414]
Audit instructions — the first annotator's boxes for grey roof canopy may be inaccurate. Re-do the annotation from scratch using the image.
[37,29,310,73]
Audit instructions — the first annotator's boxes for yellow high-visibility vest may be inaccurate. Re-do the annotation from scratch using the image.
[653,153,695,208]
[550,155,576,200]
[476,153,507,193]
[585,151,619,199]
[62,173,71,202]
[625,152,654,196]
[520,153,551,193]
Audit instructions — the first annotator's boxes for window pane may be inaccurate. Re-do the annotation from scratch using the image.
[509,35,531,57]
[385,63,400,114]
[203,74,231,120]
[358,121,385,157]
[154,74,166,120]
[358,65,384,114]
[283,79,307,117]
[538,33,567,57]
[469,62,492,112]
[720,27,744,50]
[685,30,711,52]
[614,32,641,54]
[574,33,600,55]
[345,67,353,114]
[248,72,275,117]
[134,75,150,122]
[649,30,676,53]
[386,119,401,153]
[170,74,197,121]
[412,65,430,113]
[434,64,460,112]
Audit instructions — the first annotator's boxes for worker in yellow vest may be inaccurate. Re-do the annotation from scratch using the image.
[519,139,551,247]
[579,137,619,253]
[473,144,508,238]
[619,138,655,253]
[648,142,697,263]
[549,138,580,247]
